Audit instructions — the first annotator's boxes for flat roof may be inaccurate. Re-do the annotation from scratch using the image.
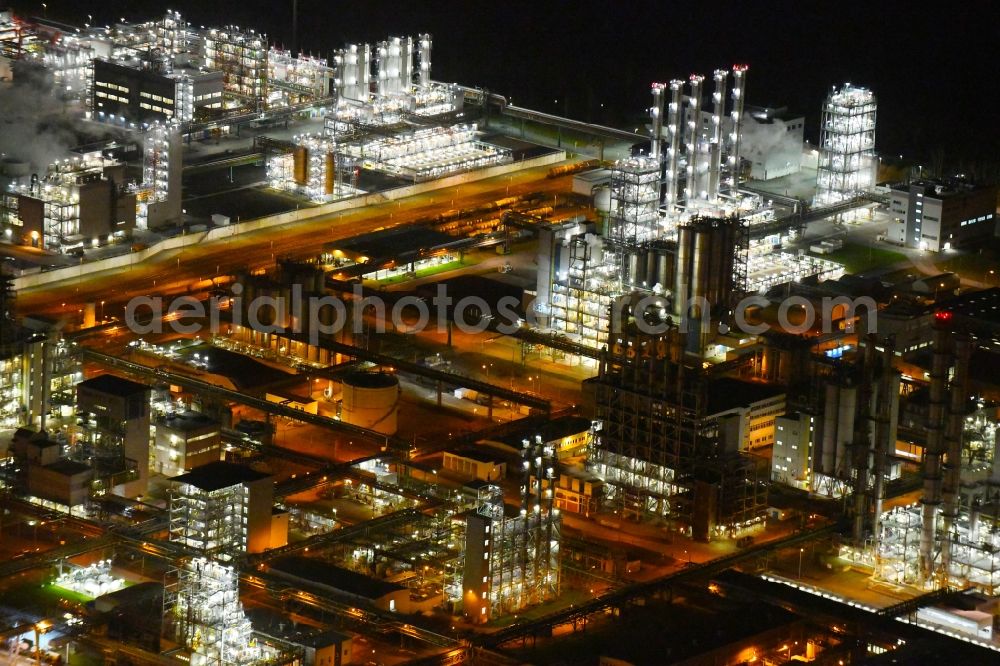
[448,448,505,464]
[45,459,92,476]
[331,226,453,261]
[171,461,270,491]
[78,373,150,397]
[270,556,405,600]
[707,378,785,415]
[299,630,352,648]
[159,410,219,432]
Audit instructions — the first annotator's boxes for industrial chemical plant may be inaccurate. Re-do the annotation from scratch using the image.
[1,5,999,666]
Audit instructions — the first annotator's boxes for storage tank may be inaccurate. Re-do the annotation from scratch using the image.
[324,152,335,195]
[594,185,612,214]
[293,146,308,185]
[341,372,399,435]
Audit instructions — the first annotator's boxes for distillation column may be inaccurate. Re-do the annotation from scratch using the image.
[851,339,877,544]
[665,80,683,212]
[417,34,432,87]
[650,83,666,161]
[684,75,704,206]
[871,339,897,539]
[940,333,972,579]
[920,317,951,585]
[728,65,748,197]
[707,69,728,201]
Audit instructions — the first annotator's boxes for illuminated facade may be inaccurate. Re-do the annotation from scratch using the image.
[814,84,877,210]
[461,439,561,623]
[165,558,261,666]
[167,461,274,560]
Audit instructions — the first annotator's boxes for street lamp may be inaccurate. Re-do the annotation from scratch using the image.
[482,363,492,381]
[798,547,805,579]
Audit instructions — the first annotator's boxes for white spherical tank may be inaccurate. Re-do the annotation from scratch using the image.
[341,372,399,435]
[594,185,612,213]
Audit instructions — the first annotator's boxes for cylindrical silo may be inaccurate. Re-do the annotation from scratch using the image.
[341,372,400,435]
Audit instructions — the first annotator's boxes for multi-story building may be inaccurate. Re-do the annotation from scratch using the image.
[167,461,274,560]
[707,378,786,451]
[461,440,560,623]
[771,411,814,490]
[153,410,222,477]
[888,178,998,252]
[1,148,136,250]
[586,326,769,538]
[742,106,805,181]
[76,374,151,497]
[203,26,268,106]
[92,56,223,123]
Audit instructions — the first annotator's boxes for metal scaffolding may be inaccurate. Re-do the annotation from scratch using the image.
[204,26,269,106]
[814,84,877,211]
[588,324,768,534]
[168,481,249,561]
[164,559,261,666]
[461,438,561,622]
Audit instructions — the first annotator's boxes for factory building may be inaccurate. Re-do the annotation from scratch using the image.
[771,411,814,489]
[872,314,1000,592]
[586,324,768,538]
[270,123,507,201]
[461,438,561,622]
[153,410,222,477]
[538,69,795,355]
[888,178,997,252]
[0,148,136,250]
[0,317,78,430]
[814,84,877,211]
[706,378,786,452]
[168,461,277,559]
[442,450,507,481]
[203,26,268,106]
[91,56,223,123]
[140,124,183,228]
[740,106,805,181]
[76,373,152,497]
[267,49,334,106]
[1,127,182,249]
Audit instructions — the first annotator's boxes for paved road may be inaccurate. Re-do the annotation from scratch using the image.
[16,164,575,323]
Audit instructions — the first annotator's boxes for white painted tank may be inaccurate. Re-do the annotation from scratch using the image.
[594,185,612,213]
[341,372,399,435]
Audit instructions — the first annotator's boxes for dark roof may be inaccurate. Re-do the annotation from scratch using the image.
[331,226,453,260]
[495,415,593,450]
[299,630,352,649]
[541,415,593,440]
[270,556,405,600]
[707,378,785,415]
[183,347,293,391]
[158,410,218,432]
[45,459,92,475]
[171,461,270,491]
[78,374,150,397]
[342,372,398,389]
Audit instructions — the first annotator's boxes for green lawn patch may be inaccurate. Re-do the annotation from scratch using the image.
[811,243,908,274]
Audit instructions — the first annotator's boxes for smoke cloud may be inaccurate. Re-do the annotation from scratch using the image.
[0,63,87,175]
